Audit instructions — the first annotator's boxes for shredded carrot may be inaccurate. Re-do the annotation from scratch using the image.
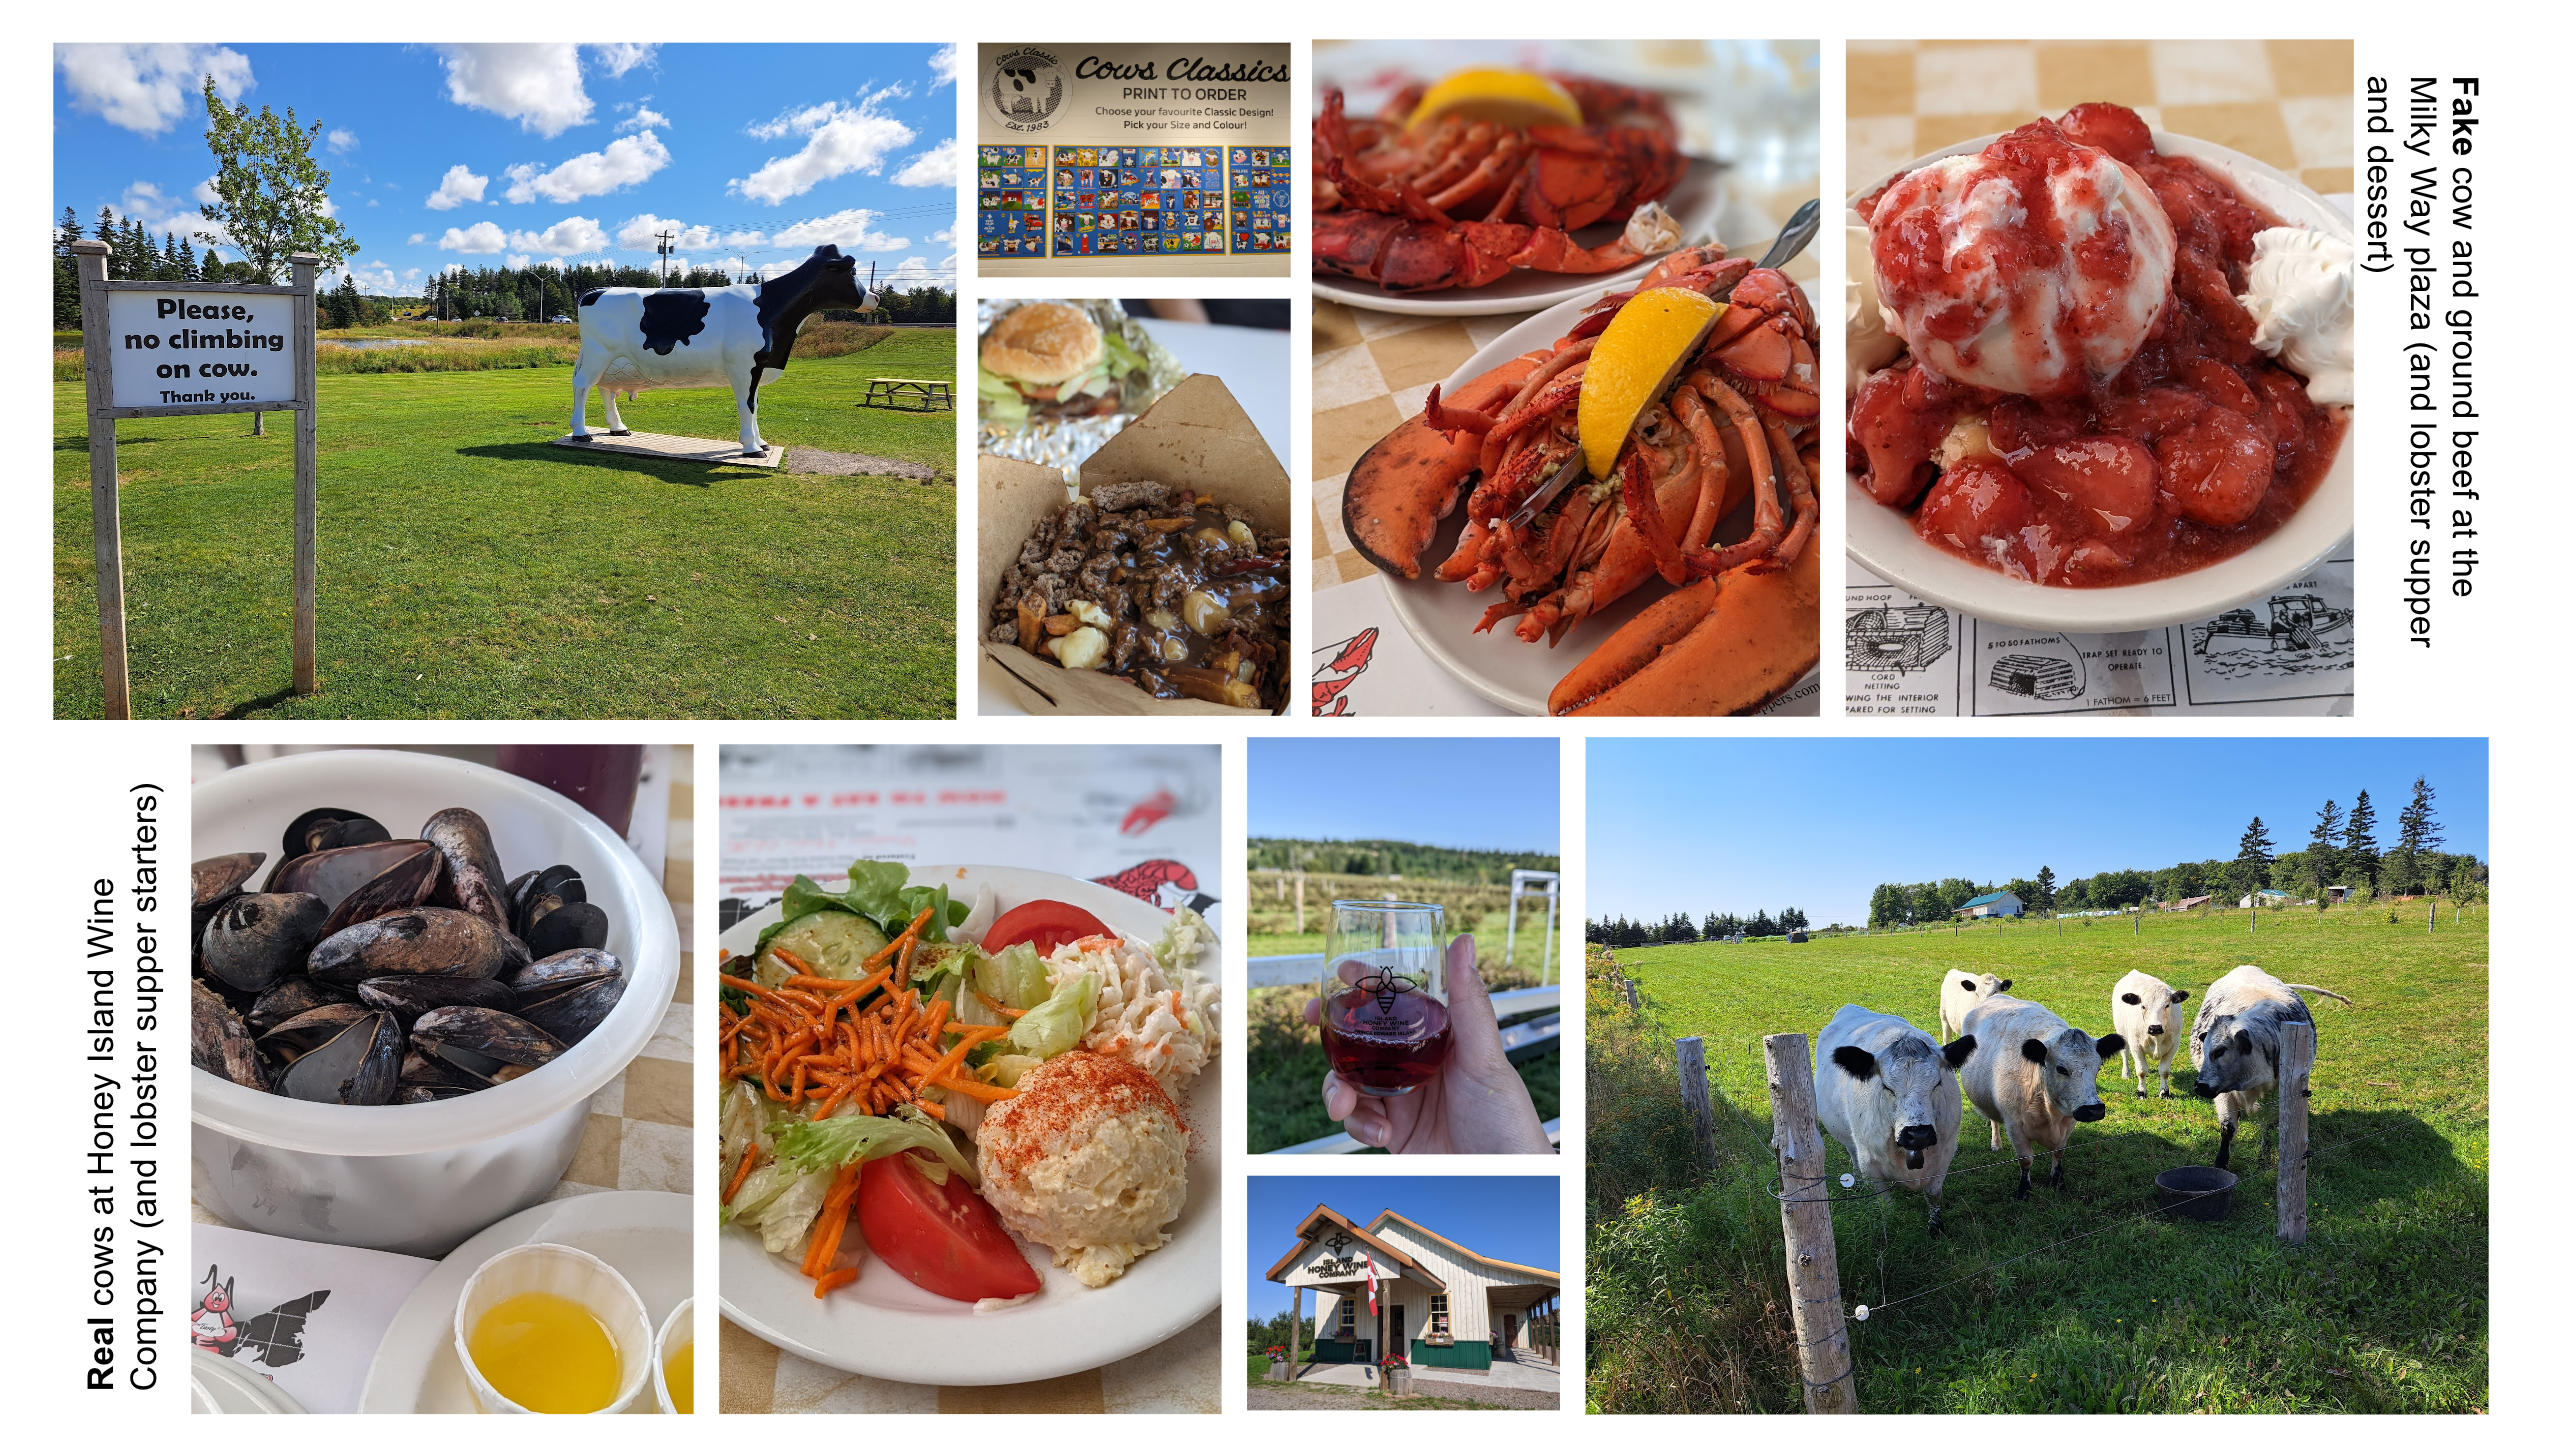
[814,1265,863,1297]
[973,990,1028,1019]
[722,1143,760,1204]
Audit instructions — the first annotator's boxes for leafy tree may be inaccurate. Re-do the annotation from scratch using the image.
[1778,906,1807,931]
[2342,790,2380,896]
[2233,816,2274,896]
[197,74,357,283]
[1867,882,1908,930]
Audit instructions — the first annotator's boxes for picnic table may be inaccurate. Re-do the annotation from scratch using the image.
[863,376,953,410]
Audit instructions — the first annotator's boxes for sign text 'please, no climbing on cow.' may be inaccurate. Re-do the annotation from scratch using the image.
[103,290,297,410]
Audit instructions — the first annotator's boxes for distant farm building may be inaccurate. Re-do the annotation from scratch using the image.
[2237,889,2291,908]
[1955,890,2024,919]
[2166,896,2211,912]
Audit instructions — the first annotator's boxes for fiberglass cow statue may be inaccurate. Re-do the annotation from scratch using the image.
[2189,964,2352,1170]
[568,244,874,457]
[1959,992,2124,1198]
[1815,1004,1977,1235]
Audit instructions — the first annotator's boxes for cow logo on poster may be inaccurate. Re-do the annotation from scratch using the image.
[986,47,1071,133]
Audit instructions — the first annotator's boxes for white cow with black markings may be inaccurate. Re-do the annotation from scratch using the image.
[1815,1004,1977,1235]
[568,244,873,457]
[1960,993,2125,1197]
[2189,964,2351,1171]
[1938,969,2011,1041]
[2110,969,2189,1099]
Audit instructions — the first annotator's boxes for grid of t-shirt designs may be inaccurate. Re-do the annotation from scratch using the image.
[1228,145,1291,254]
[1053,145,1226,256]
[977,144,1050,258]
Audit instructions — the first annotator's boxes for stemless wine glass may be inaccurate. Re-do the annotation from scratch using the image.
[1321,900,1453,1097]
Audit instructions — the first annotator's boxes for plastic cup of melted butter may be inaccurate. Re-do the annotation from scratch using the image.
[653,1295,697,1415]
[454,1243,653,1414]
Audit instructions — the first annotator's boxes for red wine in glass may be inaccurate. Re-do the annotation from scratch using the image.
[1322,986,1453,1096]
[1321,900,1451,1097]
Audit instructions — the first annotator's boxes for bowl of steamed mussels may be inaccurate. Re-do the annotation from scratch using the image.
[190,750,680,1256]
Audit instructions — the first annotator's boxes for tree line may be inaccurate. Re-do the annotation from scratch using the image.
[1866,776,2482,928]
[1246,837,1559,887]
[1585,907,1809,947]
[415,264,955,326]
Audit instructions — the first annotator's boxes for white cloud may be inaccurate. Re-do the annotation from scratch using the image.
[732,97,917,205]
[56,43,252,135]
[192,177,220,205]
[408,233,426,245]
[930,226,954,244]
[426,164,490,210]
[435,43,590,138]
[507,216,612,255]
[326,128,358,153]
[771,208,909,251]
[892,136,960,190]
[617,103,668,133]
[503,131,669,203]
[437,221,509,254]
[887,253,953,288]
[589,43,656,78]
[401,267,424,285]
[928,44,959,90]
[339,261,400,294]
[613,214,767,251]
[111,181,221,244]
[505,254,532,271]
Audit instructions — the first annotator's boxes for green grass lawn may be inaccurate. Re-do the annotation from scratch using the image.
[54,333,955,717]
[1586,905,2488,1414]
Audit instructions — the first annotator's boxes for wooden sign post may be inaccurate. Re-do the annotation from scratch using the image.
[71,240,321,718]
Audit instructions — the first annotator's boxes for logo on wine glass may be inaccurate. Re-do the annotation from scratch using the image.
[1356,970,1419,1016]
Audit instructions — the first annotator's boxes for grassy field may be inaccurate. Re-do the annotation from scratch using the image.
[52,320,908,379]
[54,332,955,718]
[1585,904,2488,1414]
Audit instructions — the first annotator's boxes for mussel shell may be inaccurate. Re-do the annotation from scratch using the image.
[191,978,270,1091]
[360,974,516,1026]
[279,1011,403,1105]
[512,864,587,933]
[509,947,622,997]
[258,1002,382,1064]
[282,807,393,859]
[402,1045,494,1092]
[424,806,515,935]
[320,843,445,938]
[413,1006,566,1081]
[517,971,627,1045]
[246,977,341,1034]
[525,901,609,960]
[307,907,515,986]
[267,839,434,913]
[193,852,266,911]
[200,891,330,992]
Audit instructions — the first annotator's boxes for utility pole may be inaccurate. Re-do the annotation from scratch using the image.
[656,230,676,285]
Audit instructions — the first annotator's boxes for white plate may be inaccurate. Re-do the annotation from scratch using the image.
[1314,165,1724,317]
[715,866,1222,1387]
[1842,129,2355,632]
[193,1350,309,1414]
[357,1190,691,1413]
[1380,287,1823,715]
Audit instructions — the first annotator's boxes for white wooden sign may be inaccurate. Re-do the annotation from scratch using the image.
[104,290,299,409]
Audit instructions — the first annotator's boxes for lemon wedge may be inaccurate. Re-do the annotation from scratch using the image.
[1580,290,1727,479]
[1405,69,1583,131]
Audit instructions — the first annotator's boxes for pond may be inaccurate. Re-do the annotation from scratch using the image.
[321,337,433,350]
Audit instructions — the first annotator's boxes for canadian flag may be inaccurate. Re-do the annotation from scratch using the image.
[1366,1252,1379,1316]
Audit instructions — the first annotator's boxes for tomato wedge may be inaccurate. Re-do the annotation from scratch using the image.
[982,899,1111,957]
[855,1154,1041,1303]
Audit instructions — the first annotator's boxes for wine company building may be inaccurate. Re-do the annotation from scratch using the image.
[1263,1205,1560,1373]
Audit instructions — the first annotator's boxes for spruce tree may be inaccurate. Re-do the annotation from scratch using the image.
[55,207,84,328]
[2390,776,2445,896]
[2234,816,2275,897]
[2342,790,2380,897]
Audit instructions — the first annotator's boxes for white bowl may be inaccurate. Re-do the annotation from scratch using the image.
[452,1242,654,1414]
[652,1295,696,1415]
[1843,129,2354,632]
[191,749,680,1257]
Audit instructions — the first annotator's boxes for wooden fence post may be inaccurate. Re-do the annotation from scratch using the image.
[290,253,320,696]
[1621,975,1639,1016]
[2276,1020,2311,1244]
[1676,1036,1715,1170]
[73,241,131,720]
[1763,1033,1857,1414]
[2428,901,2436,933]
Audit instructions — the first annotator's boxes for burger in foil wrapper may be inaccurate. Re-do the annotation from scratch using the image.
[976,299,1185,473]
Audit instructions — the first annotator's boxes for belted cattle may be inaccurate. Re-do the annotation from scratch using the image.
[2190,964,2351,1170]
[1938,969,2012,1041]
[1815,1004,1977,1234]
[568,244,874,456]
[1959,993,2125,1198]
[2110,969,2189,1099]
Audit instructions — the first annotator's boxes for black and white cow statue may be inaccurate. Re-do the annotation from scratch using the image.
[569,244,873,456]
[1959,992,2124,1197]
[1815,1004,1977,1235]
[2110,969,2189,1100]
[2189,964,2351,1171]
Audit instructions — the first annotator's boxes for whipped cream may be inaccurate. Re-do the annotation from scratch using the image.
[2240,226,2354,406]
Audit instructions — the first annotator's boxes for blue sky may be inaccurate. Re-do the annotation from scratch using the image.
[1249,738,1559,853]
[1247,1176,1559,1322]
[54,43,958,295]
[1589,738,2489,927]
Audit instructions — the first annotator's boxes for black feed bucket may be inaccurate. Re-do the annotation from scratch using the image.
[2156,1165,2239,1220]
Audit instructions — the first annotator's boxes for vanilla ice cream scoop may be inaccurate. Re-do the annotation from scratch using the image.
[2240,226,2354,405]
[1867,127,2176,398]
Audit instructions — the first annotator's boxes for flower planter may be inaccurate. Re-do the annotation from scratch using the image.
[1385,1371,1415,1395]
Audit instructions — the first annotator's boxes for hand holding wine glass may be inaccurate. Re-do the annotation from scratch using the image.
[1306,920,1548,1155]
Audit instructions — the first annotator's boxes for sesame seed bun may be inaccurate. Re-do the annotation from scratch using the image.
[981,302,1104,386]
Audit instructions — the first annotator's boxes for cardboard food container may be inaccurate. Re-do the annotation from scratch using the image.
[979,374,1291,715]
